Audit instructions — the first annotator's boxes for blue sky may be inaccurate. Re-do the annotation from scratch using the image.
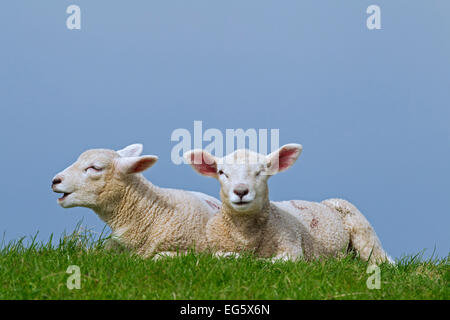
[0,1,449,259]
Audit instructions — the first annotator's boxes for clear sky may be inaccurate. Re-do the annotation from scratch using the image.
[1,1,449,259]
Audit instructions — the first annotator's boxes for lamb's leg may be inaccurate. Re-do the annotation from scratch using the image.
[321,199,394,264]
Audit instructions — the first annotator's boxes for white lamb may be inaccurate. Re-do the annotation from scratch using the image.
[51,144,221,258]
[185,144,393,263]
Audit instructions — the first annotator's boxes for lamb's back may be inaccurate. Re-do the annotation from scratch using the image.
[140,188,218,254]
[273,200,350,259]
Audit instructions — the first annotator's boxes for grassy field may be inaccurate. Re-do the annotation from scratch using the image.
[0,229,448,300]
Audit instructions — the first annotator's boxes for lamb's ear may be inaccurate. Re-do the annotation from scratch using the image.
[266,144,303,175]
[115,155,158,174]
[117,144,143,157]
[184,149,218,178]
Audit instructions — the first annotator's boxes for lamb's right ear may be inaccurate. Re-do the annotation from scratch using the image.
[184,150,218,178]
[117,144,143,157]
[115,155,158,174]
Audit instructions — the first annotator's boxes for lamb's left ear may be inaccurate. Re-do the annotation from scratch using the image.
[115,155,158,174]
[267,144,303,174]
[117,144,143,157]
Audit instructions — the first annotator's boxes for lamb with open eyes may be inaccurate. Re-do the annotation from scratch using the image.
[51,144,221,258]
[185,144,393,263]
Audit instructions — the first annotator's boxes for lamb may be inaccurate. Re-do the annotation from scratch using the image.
[51,144,221,258]
[185,144,393,263]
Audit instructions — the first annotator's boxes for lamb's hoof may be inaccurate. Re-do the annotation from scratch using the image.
[271,253,293,263]
[214,252,241,259]
[152,252,178,261]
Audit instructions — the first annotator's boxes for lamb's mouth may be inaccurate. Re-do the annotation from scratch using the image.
[232,200,252,206]
[57,192,72,201]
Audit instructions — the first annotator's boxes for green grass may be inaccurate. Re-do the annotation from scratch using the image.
[0,228,448,300]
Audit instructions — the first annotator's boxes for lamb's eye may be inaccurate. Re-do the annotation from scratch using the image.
[86,166,102,172]
[255,170,262,177]
[218,170,228,178]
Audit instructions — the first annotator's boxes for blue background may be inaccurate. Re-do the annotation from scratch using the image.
[1,1,449,259]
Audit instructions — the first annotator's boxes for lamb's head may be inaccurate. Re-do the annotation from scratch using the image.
[51,144,158,210]
[185,144,302,214]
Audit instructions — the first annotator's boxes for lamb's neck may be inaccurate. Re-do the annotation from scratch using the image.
[221,201,271,246]
[101,176,172,234]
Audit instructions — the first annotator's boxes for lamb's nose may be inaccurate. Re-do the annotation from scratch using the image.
[52,177,62,186]
[233,184,249,198]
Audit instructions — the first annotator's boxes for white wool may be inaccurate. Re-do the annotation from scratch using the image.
[52,144,220,258]
[186,144,392,263]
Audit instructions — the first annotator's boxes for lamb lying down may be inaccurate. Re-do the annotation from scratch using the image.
[51,144,221,258]
[185,144,393,264]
